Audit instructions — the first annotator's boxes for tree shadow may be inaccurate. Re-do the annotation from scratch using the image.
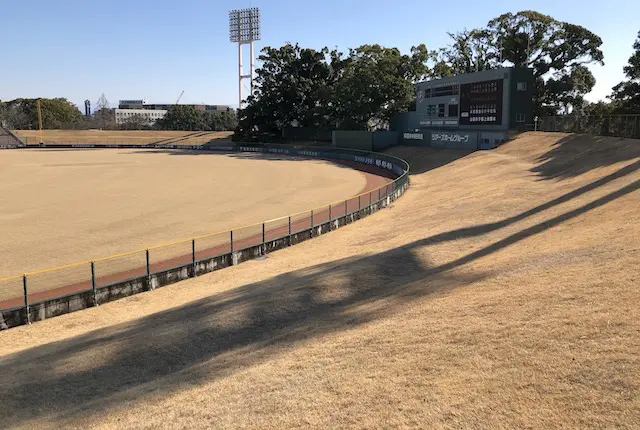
[531,134,640,180]
[0,242,488,425]
[413,158,640,247]
[122,149,399,179]
[385,146,475,175]
[1,162,638,425]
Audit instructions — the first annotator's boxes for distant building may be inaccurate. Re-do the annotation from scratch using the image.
[114,100,235,125]
[114,108,167,125]
[117,100,234,113]
[118,100,146,109]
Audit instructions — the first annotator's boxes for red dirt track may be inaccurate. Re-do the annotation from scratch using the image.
[0,161,394,310]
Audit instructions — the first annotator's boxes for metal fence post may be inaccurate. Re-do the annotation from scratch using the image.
[358,195,361,212]
[192,239,196,277]
[230,230,236,265]
[91,261,98,306]
[288,216,292,246]
[146,249,151,290]
[23,274,31,325]
[378,187,381,203]
[344,199,348,219]
[262,223,266,255]
[329,204,332,230]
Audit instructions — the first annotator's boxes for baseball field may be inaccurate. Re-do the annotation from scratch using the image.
[12,130,234,146]
[1,132,639,428]
[0,148,388,302]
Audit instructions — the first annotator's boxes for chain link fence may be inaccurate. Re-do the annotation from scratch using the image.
[195,231,232,261]
[0,276,25,308]
[94,251,148,287]
[534,115,640,139]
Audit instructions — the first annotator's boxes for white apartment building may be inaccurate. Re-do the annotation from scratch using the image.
[114,108,167,125]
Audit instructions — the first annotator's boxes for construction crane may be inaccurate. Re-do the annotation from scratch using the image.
[175,90,184,104]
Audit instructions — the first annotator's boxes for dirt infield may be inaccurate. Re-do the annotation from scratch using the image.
[1,133,639,428]
[12,130,234,146]
[0,149,389,303]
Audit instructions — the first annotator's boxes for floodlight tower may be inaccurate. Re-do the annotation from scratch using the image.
[229,7,261,110]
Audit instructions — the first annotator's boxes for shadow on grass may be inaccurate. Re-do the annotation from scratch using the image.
[1,159,639,425]
[413,158,640,247]
[123,149,399,179]
[0,240,488,425]
[532,134,640,180]
[384,146,475,175]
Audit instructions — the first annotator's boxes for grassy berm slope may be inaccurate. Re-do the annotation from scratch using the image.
[1,132,639,429]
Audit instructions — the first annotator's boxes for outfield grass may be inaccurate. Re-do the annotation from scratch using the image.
[12,130,234,146]
[0,149,368,299]
[0,132,639,429]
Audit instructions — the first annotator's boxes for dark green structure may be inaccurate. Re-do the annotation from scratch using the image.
[394,67,534,149]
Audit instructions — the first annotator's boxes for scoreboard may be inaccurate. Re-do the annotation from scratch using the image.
[458,79,504,126]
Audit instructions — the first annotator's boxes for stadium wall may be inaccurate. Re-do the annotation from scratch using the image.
[0,143,410,330]
[332,130,373,151]
[400,129,508,149]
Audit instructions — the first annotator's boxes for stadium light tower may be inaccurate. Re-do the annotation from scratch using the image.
[229,7,261,110]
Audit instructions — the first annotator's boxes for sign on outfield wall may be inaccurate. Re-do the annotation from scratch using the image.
[429,131,477,149]
[400,130,478,149]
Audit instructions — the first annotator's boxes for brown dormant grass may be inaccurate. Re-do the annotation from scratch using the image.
[12,130,234,146]
[0,132,639,429]
[0,149,366,297]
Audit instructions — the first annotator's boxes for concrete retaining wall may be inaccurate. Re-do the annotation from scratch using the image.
[332,130,373,151]
[0,145,409,330]
[372,131,399,150]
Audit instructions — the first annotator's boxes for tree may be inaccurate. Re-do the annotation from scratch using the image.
[236,43,338,139]
[545,65,596,114]
[0,98,84,129]
[119,114,152,130]
[0,100,30,129]
[204,111,237,131]
[579,100,615,117]
[237,42,431,138]
[430,49,455,79]
[487,11,604,115]
[610,30,640,113]
[93,108,115,129]
[95,93,113,129]
[436,29,500,76]
[333,44,430,130]
[157,105,204,130]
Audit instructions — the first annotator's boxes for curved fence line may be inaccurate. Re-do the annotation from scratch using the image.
[0,143,410,330]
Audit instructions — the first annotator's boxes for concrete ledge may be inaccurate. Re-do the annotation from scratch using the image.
[98,278,148,305]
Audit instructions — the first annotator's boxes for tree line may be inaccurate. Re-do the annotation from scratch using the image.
[2,11,638,137]
[237,10,640,140]
[0,99,238,132]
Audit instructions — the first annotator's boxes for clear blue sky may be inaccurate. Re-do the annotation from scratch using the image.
[1,0,638,110]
